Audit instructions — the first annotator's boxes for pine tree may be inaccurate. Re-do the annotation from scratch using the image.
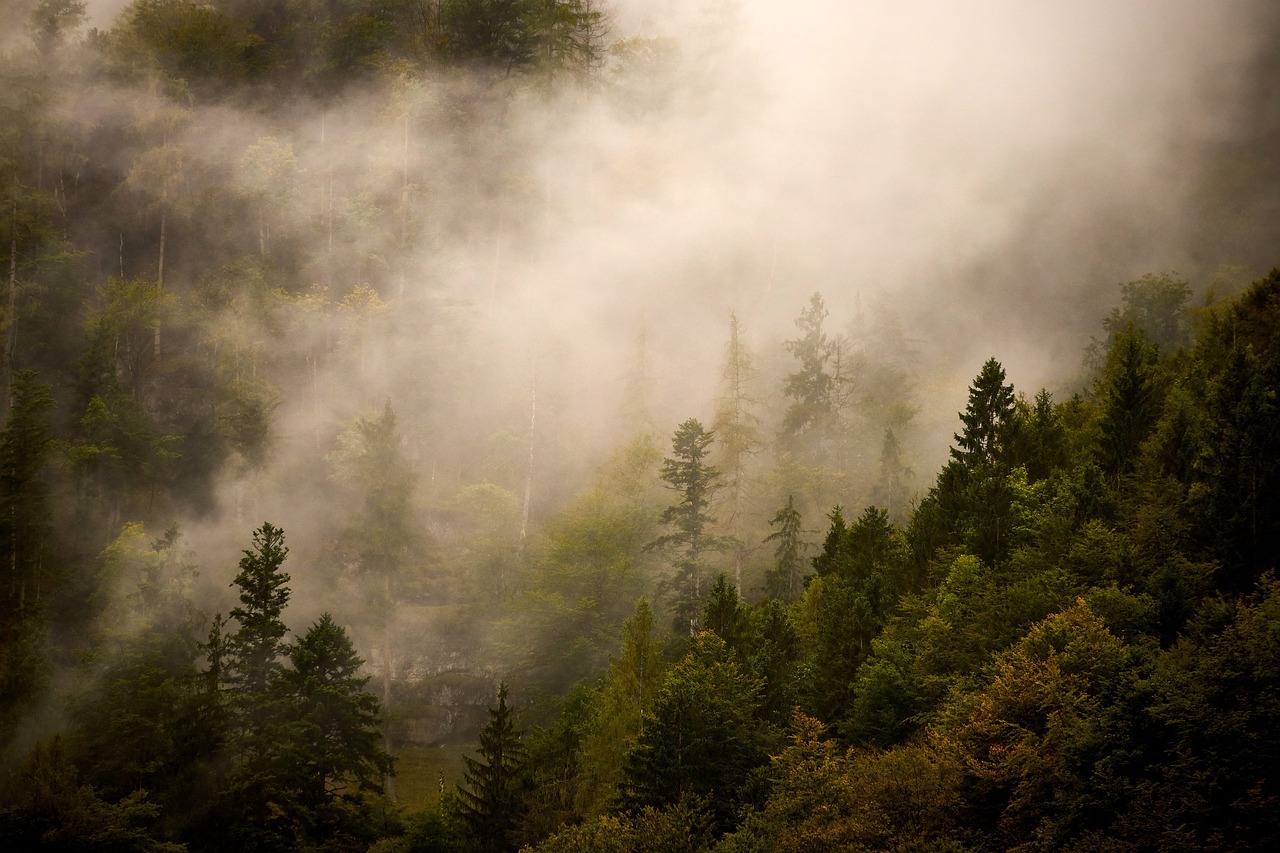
[459,682,528,852]
[619,632,768,831]
[946,359,1018,565]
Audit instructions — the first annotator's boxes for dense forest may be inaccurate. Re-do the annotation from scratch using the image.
[2,1,1280,851]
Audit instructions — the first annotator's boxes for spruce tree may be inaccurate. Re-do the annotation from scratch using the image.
[285,613,393,835]
[951,358,1016,470]
[226,522,290,703]
[780,292,836,455]
[649,418,724,631]
[214,522,298,853]
[459,682,528,852]
[713,311,762,589]
[764,494,807,602]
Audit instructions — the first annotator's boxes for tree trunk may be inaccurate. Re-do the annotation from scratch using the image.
[383,573,397,802]
[518,361,537,557]
[4,191,17,407]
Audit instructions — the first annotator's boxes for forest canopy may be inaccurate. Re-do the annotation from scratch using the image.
[2,1,1280,851]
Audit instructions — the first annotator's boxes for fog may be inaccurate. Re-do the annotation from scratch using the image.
[56,0,1280,663]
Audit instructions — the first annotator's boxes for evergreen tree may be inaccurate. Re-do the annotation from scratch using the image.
[649,418,724,632]
[702,573,748,652]
[225,522,290,703]
[619,632,770,832]
[459,682,528,853]
[284,613,393,844]
[951,357,1016,470]
[1096,324,1160,481]
[0,370,52,630]
[944,359,1020,565]
[780,292,836,456]
[763,494,806,602]
[573,599,665,818]
[212,522,297,853]
[712,311,762,590]
[1014,388,1068,482]
[806,506,897,727]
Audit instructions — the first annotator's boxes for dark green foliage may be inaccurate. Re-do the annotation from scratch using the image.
[0,5,1277,844]
[1132,578,1280,850]
[458,682,527,852]
[285,613,393,806]
[1191,270,1280,588]
[226,522,290,701]
[619,632,773,831]
[806,505,901,728]
[701,574,748,652]
[515,686,591,846]
[0,737,183,852]
[196,523,394,852]
[1010,388,1068,482]
[1096,323,1162,480]
[106,0,262,94]
[0,372,53,744]
[951,357,1016,470]
[69,525,213,818]
[0,371,53,633]
[439,0,604,74]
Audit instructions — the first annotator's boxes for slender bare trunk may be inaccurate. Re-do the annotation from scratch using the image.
[155,206,165,359]
[323,114,334,289]
[156,128,168,360]
[383,574,397,801]
[5,188,17,405]
[398,107,410,301]
[518,360,537,557]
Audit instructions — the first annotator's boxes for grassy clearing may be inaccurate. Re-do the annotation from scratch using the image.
[391,744,470,809]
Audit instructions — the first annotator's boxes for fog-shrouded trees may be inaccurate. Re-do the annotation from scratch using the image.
[208,522,392,852]
[763,494,806,602]
[713,311,763,591]
[649,418,726,633]
[780,292,836,461]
